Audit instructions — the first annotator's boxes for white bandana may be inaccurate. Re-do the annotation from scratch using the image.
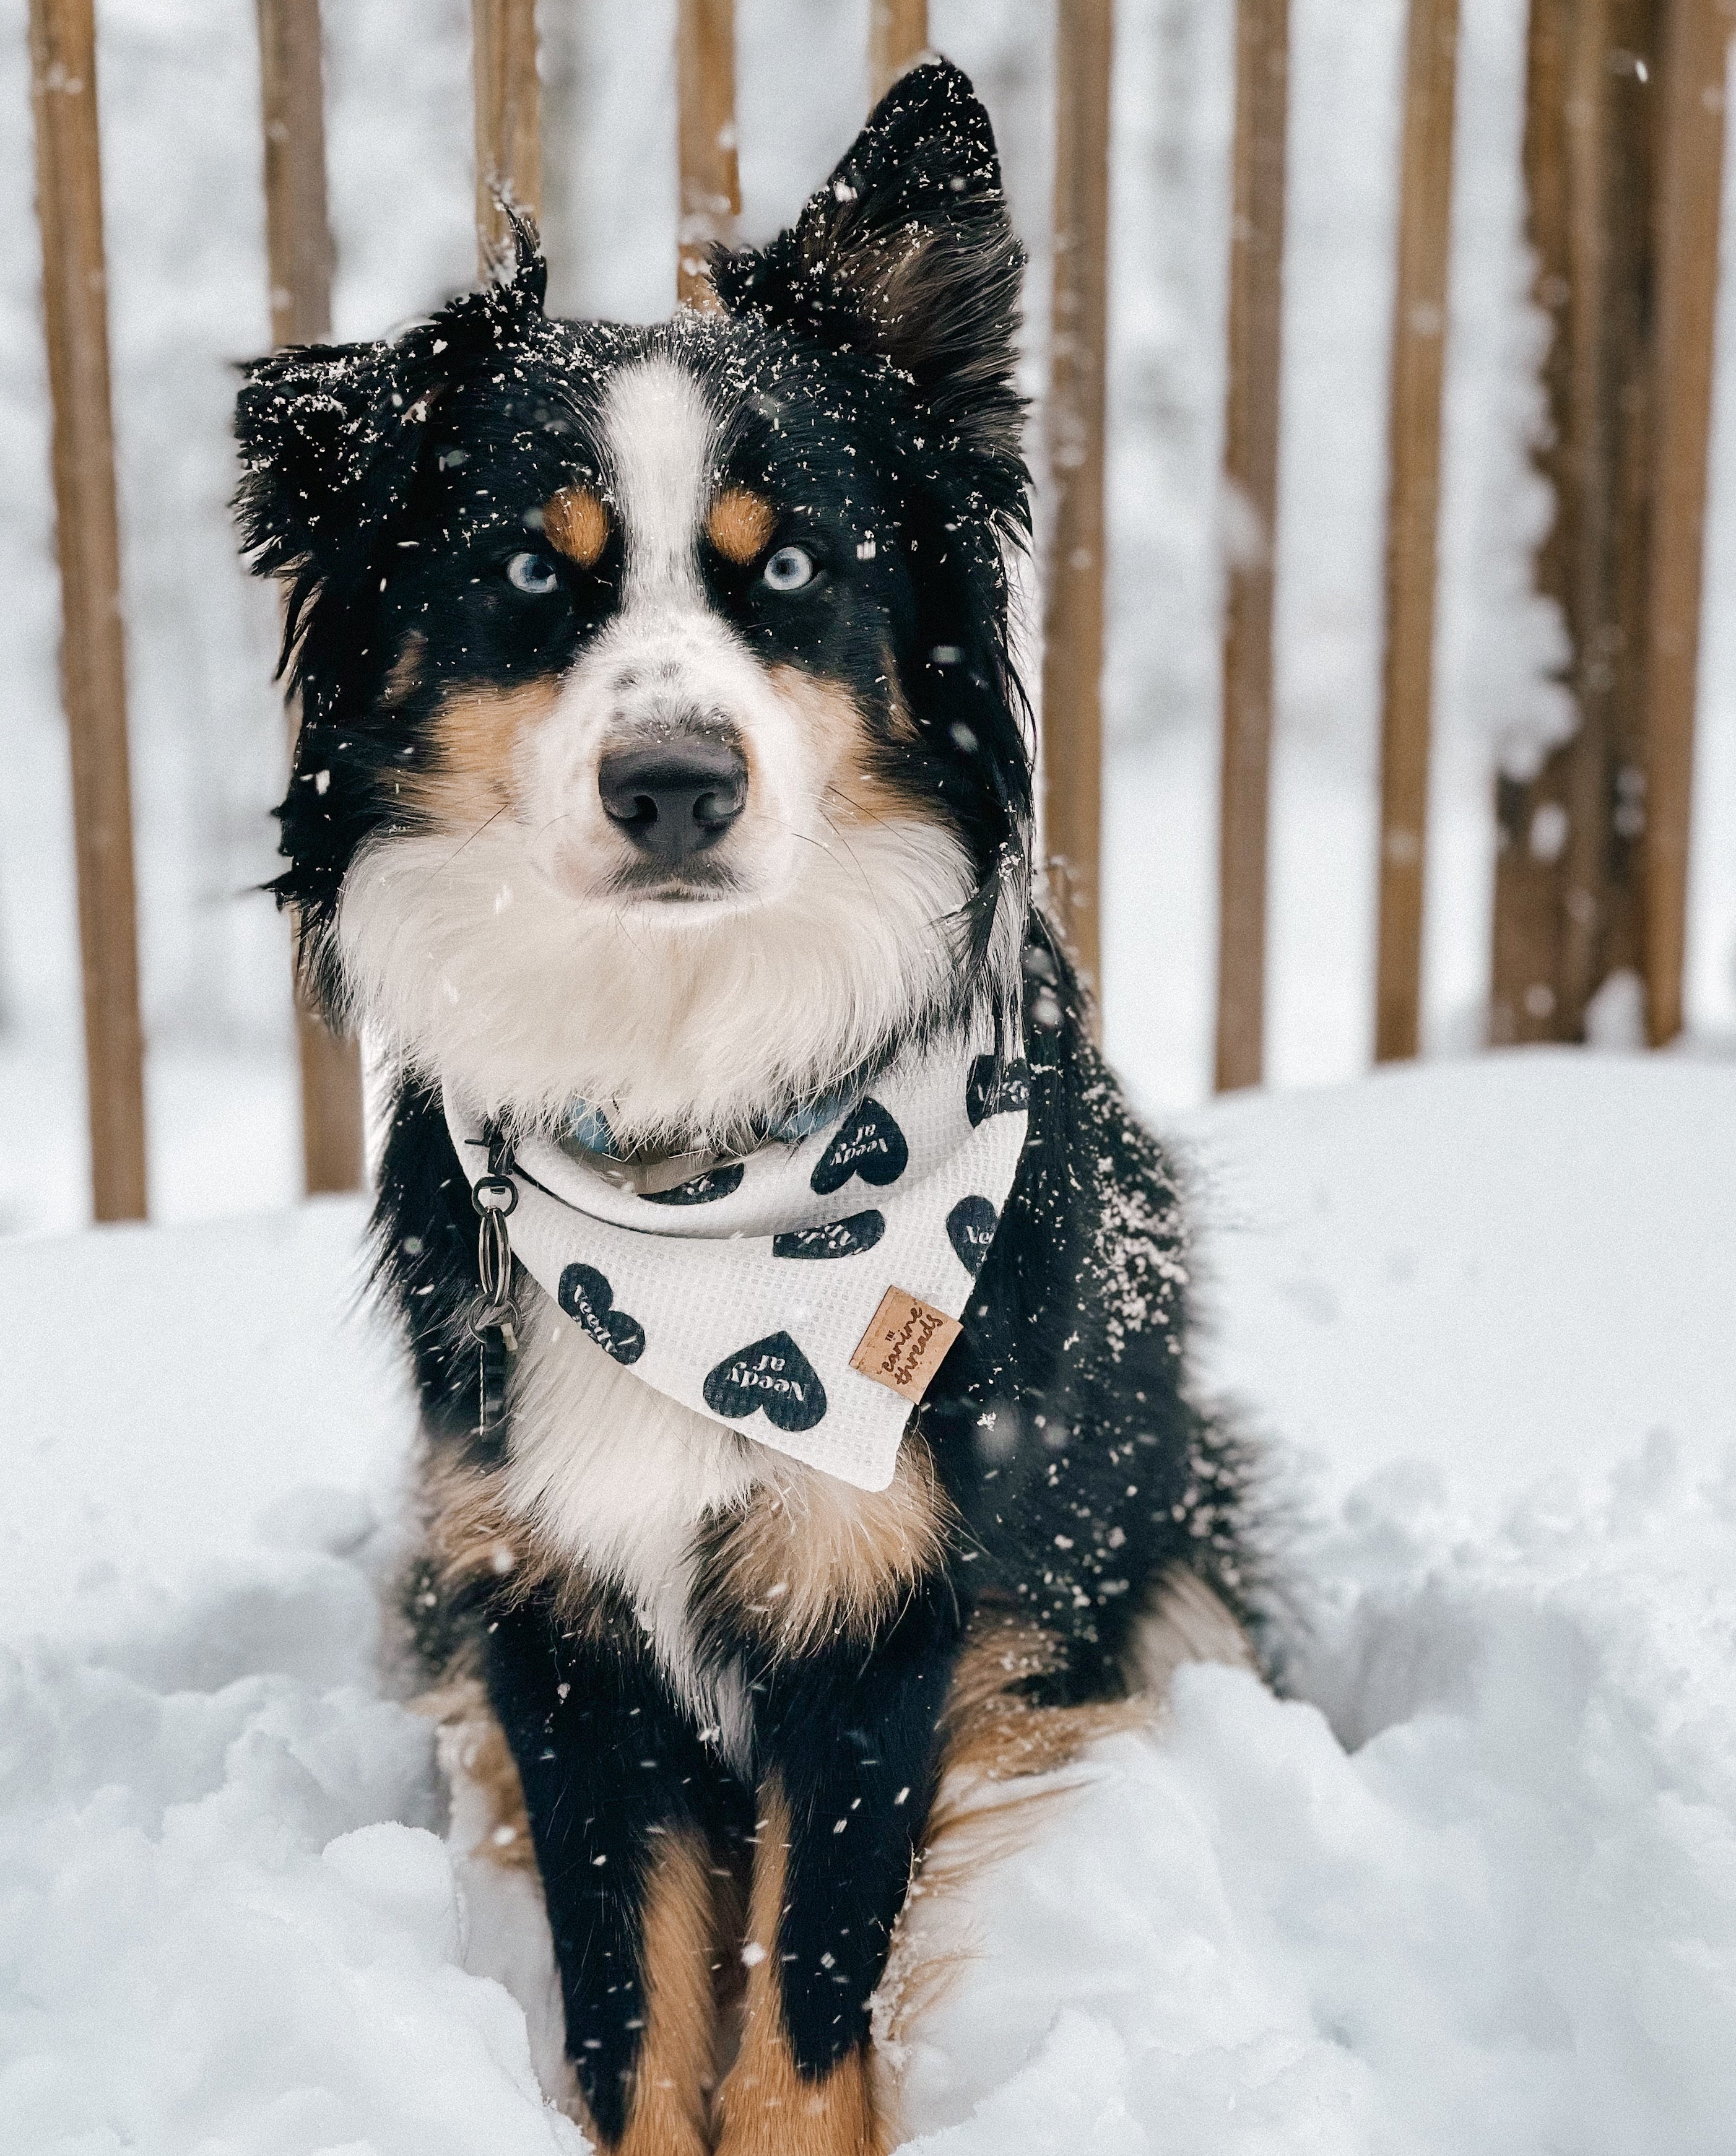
[444,1025,1030,1491]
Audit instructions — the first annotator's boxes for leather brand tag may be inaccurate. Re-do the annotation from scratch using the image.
[849,1286,962,1404]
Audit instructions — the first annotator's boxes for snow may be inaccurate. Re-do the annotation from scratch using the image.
[4,1054,1734,2152]
[0,1204,585,2152]
[894,1053,1736,2150]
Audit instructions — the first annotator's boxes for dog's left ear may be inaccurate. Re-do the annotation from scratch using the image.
[711,59,1025,490]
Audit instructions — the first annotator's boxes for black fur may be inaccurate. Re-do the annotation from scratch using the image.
[238,59,1257,2145]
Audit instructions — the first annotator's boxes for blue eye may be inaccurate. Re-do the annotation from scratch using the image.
[506,551,560,595]
[762,544,818,593]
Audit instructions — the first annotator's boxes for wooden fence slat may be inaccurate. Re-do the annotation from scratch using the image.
[677,0,739,306]
[473,0,541,278]
[1374,0,1460,1063]
[1041,0,1114,1003]
[1214,0,1290,1093]
[869,0,927,103]
[1640,0,1734,1046]
[1490,0,1600,1050]
[257,0,333,347]
[256,0,365,1198]
[28,0,148,1222]
[1490,0,1657,1049]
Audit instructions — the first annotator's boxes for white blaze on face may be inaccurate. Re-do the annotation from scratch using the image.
[608,354,711,613]
[520,352,818,916]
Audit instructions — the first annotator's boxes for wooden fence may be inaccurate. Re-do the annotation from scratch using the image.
[24,0,1734,1221]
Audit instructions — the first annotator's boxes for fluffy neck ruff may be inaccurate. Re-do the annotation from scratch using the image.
[337,813,1017,1154]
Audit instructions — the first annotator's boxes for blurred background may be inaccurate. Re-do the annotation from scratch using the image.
[2,0,1734,1237]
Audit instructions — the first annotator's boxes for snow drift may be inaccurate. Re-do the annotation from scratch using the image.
[3,1054,1733,2154]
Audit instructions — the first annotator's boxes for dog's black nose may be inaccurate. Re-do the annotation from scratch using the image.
[597,734,748,864]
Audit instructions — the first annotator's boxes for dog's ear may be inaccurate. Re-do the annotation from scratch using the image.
[235,334,422,598]
[234,220,549,613]
[711,59,1025,490]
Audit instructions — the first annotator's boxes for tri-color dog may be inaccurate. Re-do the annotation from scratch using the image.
[236,59,1255,2155]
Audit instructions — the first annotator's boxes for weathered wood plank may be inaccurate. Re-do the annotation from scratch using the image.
[1640,0,1734,1044]
[1374,0,1460,1063]
[1490,0,1587,1049]
[473,0,541,277]
[869,0,927,103]
[257,0,365,1195]
[677,0,739,306]
[1214,0,1290,1093]
[256,0,333,346]
[1041,0,1114,1003]
[28,0,148,1221]
[1491,0,1659,1049]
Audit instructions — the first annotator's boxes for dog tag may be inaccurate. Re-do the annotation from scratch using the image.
[477,1326,508,1435]
[471,1146,519,1436]
[849,1286,961,1404]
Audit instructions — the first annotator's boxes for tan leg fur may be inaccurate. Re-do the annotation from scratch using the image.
[615,1829,719,2156]
[713,1784,888,2156]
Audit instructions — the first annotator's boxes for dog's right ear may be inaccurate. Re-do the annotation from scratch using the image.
[233,220,549,636]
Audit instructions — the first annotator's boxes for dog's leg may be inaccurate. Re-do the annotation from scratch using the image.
[712,1780,883,2156]
[484,1598,726,2154]
[712,1587,961,2156]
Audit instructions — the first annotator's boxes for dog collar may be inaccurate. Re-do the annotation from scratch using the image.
[560,1082,856,1165]
[445,1023,1030,1491]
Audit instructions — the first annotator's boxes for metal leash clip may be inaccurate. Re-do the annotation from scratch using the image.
[470,1136,519,1434]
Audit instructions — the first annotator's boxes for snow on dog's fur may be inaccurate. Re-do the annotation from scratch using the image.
[236,59,1257,2155]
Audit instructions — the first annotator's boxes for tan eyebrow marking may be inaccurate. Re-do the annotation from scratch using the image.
[540,485,610,568]
[706,485,777,565]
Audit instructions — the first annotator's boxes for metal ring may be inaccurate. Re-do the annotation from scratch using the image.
[472,1175,518,1217]
[477,1211,513,1303]
[470,1297,517,1341]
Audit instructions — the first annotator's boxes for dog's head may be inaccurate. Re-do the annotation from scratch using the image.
[237,61,1031,1151]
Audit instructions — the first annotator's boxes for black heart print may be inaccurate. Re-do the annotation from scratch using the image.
[946,1195,999,1277]
[966,1055,1031,1127]
[557,1263,646,1365]
[810,1098,908,1195]
[703,1331,828,1432]
[772,1210,886,1260]
[640,1161,745,1206]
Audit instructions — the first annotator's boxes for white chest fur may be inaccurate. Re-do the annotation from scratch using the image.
[498,1285,763,1763]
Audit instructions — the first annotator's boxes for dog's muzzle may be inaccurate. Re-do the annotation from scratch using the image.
[597,722,748,870]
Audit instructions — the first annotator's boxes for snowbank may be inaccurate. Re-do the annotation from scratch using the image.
[899,1062,1736,2152]
[0,1208,586,2152]
[2,1054,1733,2152]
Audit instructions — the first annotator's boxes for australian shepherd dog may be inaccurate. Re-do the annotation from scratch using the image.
[235,59,1256,2156]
